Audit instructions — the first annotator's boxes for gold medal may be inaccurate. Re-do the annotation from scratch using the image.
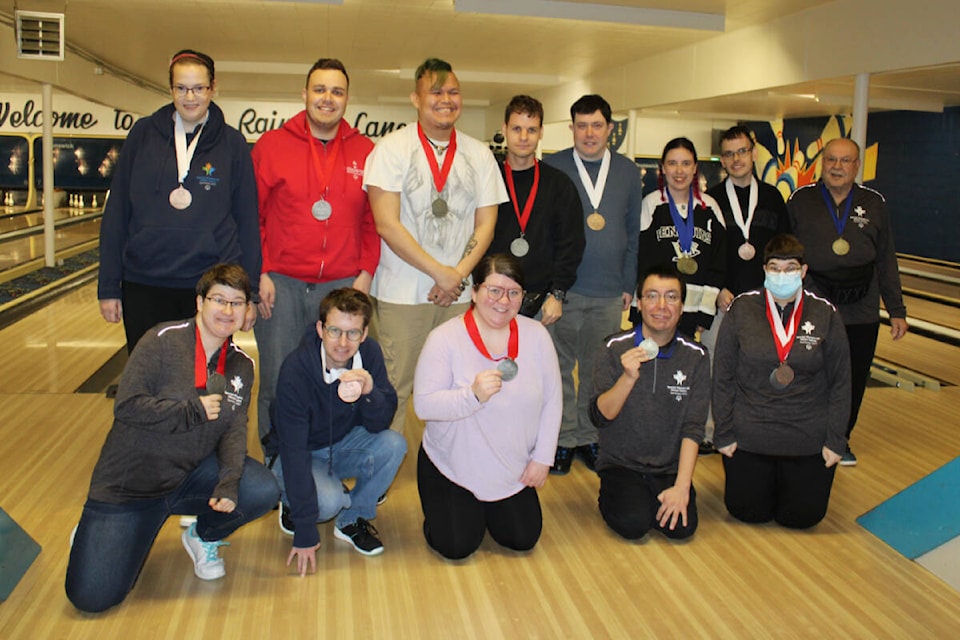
[677,256,698,275]
[586,211,605,231]
[832,237,850,255]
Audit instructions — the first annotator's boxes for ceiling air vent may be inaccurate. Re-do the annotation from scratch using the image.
[15,10,65,61]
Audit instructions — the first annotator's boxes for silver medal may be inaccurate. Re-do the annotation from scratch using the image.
[312,199,332,221]
[737,242,756,260]
[432,198,448,218]
[510,237,529,257]
[497,358,518,382]
[169,185,192,210]
[638,337,660,360]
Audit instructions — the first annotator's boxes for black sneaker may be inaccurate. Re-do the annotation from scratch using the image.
[377,492,388,506]
[551,446,574,475]
[698,441,718,456]
[334,518,384,556]
[279,502,295,536]
[575,443,599,471]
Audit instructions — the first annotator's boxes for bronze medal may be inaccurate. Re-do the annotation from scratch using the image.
[677,256,698,275]
[432,198,448,218]
[738,242,756,260]
[586,211,606,231]
[769,363,795,389]
[510,237,529,257]
[832,237,850,256]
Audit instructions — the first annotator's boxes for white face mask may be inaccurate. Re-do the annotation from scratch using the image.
[764,271,803,299]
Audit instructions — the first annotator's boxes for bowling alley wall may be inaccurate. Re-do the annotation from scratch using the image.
[744,109,960,262]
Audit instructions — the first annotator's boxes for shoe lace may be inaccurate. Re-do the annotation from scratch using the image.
[200,538,229,562]
[355,518,379,538]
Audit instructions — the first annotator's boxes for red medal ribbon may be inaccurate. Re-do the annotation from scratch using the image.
[195,325,229,390]
[764,290,804,365]
[307,121,342,202]
[504,159,540,236]
[417,123,457,195]
[463,308,518,363]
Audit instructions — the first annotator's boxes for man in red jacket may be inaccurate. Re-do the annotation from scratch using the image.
[252,58,380,452]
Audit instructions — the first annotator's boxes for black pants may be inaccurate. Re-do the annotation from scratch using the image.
[121,281,198,354]
[417,445,542,560]
[722,449,836,529]
[598,466,698,540]
[845,322,880,442]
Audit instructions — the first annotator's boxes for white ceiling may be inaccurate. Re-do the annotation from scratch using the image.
[2,0,959,120]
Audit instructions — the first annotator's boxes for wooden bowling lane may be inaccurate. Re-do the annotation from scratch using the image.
[0,281,124,394]
[0,218,102,275]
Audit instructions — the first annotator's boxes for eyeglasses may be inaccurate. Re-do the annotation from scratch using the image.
[720,146,754,159]
[173,85,211,98]
[205,296,248,310]
[765,264,802,274]
[822,155,857,167]
[641,291,683,305]
[324,325,364,342]
[481,284,524,302]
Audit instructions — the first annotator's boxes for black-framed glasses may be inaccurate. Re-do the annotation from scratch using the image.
[205,296,247,310]
[173,85,211,98]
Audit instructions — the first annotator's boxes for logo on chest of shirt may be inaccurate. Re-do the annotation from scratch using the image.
[850,205,870,229]
[667,369,689,402]
[223,375,245,411]
[195,162,220,192]
[346,160,364,181]
[796,320,822,351]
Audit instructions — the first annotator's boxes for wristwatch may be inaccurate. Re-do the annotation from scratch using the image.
[548,289,566,302]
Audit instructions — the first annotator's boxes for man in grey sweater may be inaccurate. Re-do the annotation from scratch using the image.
[589,265,710,540]
[66,264,279,613]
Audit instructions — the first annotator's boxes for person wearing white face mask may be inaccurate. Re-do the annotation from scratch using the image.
[712,234,850,529]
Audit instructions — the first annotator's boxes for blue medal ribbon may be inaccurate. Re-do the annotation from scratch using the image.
[666,187,696,254]
[819,181,854,238]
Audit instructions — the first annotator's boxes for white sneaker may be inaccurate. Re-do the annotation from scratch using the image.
[181,522,228,580]
[69,524,78,548]
[179,515,197,528]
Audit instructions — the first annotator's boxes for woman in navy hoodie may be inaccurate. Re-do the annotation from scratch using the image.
[98,49,261,353]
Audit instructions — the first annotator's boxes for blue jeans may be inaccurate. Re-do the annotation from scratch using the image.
[254,273,353,450]
[65,455,279,613]
[275,426,406,528]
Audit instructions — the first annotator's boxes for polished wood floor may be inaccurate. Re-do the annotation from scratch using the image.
[1,281,960,639]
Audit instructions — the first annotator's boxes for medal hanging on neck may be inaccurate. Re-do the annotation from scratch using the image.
[194,324,229,392]
[820,182,854,256]
[418,123,457,218]
[170,112,205,210]
[463,308,519,381]
[504,159,540,257]
[572,148,610,231]
[307,120,342,221]
[726,177,758,260]
[764,288,804,389]
[667,186,698,275]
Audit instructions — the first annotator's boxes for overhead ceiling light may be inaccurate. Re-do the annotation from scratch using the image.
[455,0,724,31]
